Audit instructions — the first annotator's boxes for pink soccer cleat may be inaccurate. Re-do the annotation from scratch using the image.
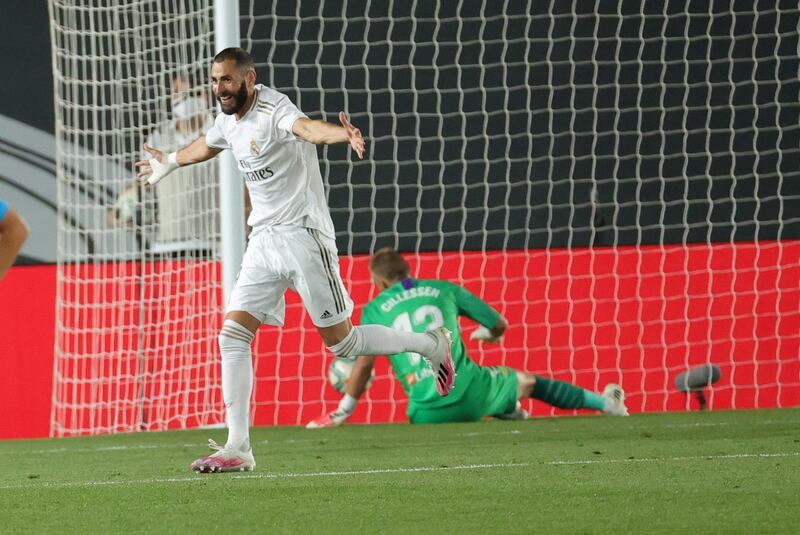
[425,327,456,396]
[305,410,350,429]
[190,439,256,473]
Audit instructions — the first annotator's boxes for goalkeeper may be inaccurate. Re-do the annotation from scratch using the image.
[307,248,629,427]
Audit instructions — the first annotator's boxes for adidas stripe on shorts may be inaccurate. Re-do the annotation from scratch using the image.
[226,226,354,327]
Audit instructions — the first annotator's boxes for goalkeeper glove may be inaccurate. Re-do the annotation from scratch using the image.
[305,409,351,429]
[145,151,180,185]
[469,325,503,344]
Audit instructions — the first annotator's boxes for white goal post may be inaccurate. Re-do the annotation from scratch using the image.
[49,0,800,436]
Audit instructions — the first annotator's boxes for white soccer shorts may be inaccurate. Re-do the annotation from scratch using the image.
[226,226,354,328]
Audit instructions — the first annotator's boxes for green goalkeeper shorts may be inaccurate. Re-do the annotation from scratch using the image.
[407,366,519,424]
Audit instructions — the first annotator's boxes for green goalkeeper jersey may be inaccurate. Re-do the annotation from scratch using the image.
[360,278,501,408]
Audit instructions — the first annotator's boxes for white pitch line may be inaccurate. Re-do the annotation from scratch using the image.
[2,452,799,492]
[545,452,800,466]
[0,462,527,491]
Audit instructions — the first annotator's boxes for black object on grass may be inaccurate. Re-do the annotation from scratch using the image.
[675,364,721,410]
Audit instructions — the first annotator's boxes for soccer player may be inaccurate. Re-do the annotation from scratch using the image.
[306,247,629,428]
[0,198,29,281]
[135,48,454,473]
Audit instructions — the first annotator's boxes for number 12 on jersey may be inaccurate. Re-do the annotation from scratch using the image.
[391,305,445,365]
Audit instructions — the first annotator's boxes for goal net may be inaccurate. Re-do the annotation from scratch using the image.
[50,0,800,436]
[49,0,224,435]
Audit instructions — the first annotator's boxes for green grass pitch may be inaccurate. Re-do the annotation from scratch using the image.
[1,408,798,533]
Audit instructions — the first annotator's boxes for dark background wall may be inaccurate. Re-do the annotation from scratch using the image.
[245,0,800,254]
[0,0,57,264]
[0,0,53,133]
[1,1,798,257]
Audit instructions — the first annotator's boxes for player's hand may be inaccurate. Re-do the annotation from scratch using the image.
[135,144,162,178]
[135,145,178,185]
[306,409,351,429]
[339,112,365,159]
[470,325,503,344]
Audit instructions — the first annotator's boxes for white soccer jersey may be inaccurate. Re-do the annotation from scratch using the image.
[205,85,335,238]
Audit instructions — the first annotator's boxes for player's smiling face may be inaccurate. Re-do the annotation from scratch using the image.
[211,59,254,116]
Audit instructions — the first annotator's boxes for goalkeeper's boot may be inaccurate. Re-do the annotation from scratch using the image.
[602,384,629,416]
[306,410,350,429]
[494,401,530,421]
[190,439,256,473]
[424,327,456,396]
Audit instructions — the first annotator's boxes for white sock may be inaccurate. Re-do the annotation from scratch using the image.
[218,320,255,451]
[328,324,436,358]
[337,394,358,415]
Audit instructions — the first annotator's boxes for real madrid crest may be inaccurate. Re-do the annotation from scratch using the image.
[250,139,260,156]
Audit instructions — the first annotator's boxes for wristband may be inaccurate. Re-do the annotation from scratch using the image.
[146,151,180,185]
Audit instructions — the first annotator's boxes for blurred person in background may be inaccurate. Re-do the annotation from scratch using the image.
[111,75,222,256]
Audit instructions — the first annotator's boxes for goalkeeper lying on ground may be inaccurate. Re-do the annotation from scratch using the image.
[307,247,629,428]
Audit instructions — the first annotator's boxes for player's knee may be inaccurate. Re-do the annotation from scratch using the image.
[327,326,364,358]
[218,320,255,360]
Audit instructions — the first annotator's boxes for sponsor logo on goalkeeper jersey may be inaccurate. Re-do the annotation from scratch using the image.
[380,286,441,313]
[403,367,433,387]
[243,166,275,182]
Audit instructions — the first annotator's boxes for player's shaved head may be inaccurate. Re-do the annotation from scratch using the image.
[369,247,410,283]
[213,47,255,72]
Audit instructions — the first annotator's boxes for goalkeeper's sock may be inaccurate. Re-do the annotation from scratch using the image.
[328,324,436,358]
[531,376,602,410]
[582,390,607,412]
[219,320,255,451]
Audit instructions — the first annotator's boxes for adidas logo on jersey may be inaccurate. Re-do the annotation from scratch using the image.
[320,310,332,320]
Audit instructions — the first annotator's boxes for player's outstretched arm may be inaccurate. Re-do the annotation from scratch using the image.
[135,136,222,185]
[346,355,377,398]
[0,208,29,280]
[451,283,509,343]
[292,112,365,159]
[306,356,377,429]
